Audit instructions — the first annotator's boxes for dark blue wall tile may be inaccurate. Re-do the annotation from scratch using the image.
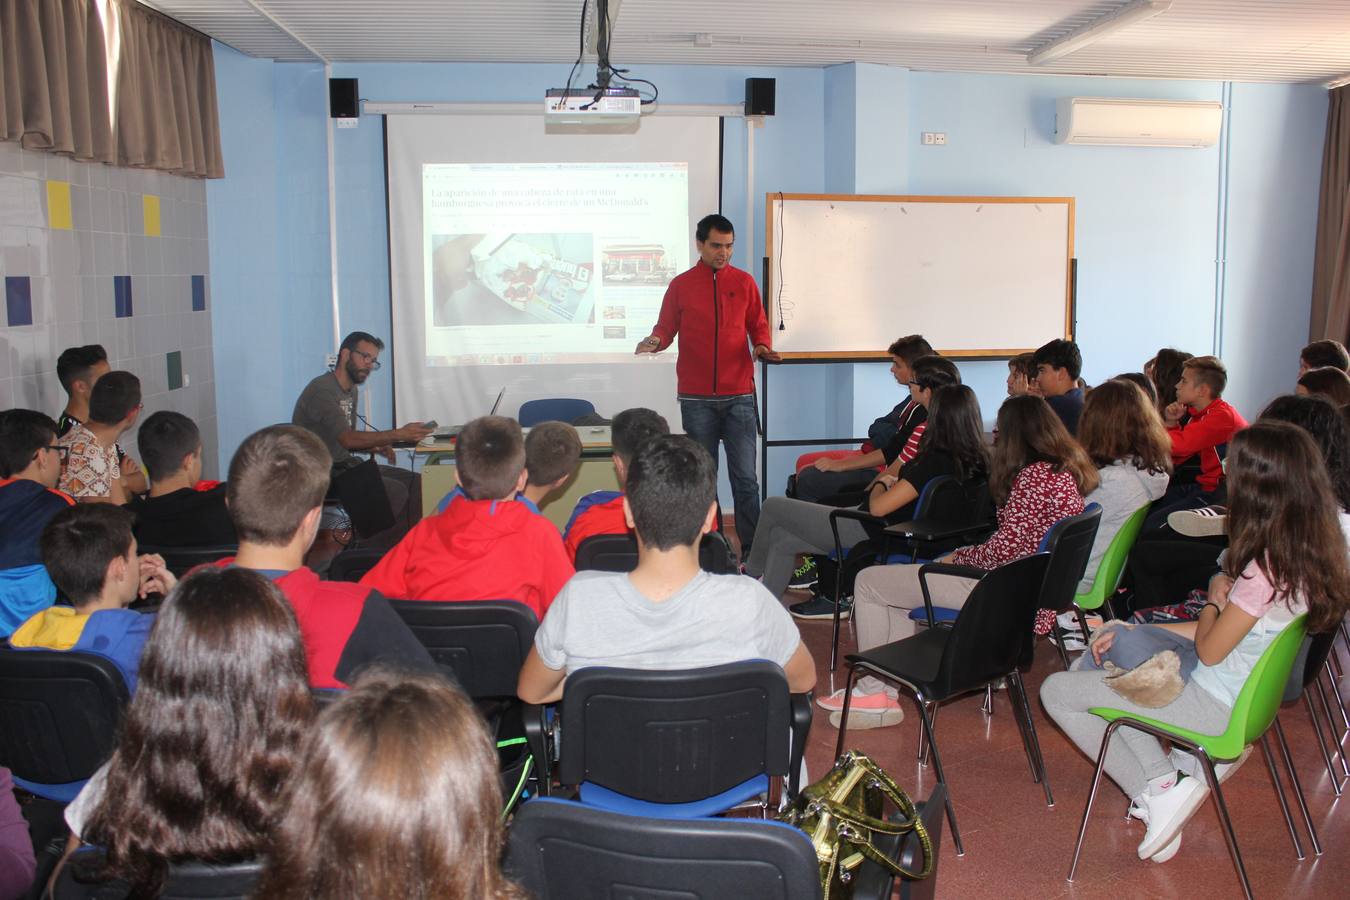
[5,276,32,327]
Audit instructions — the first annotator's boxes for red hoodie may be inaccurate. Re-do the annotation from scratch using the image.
[652,260,771,397]
[360,498,574,619]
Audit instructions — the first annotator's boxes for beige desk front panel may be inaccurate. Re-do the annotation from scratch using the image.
[420,455,620,530]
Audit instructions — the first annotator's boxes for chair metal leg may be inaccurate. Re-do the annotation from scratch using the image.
[1314,677,1350,778]
[1273,718,1322,856]
[829,580,844,672]
[917,701,939,767]
[1304,692,1345,795]
[1053,627,1072,670]
[1074,607,1093,643]
[915,693,964,857]
[1010,671,1053,807]
[1323,659,1350,735]
[981,683,994,716]
[1067,720,1119,883]
[1005,677,1041,784]
[1258,735,1305,860]
[1197,753,1255,900]
[833,665,861,758]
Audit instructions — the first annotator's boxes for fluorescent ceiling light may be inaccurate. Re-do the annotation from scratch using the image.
[1028,0,1172,66]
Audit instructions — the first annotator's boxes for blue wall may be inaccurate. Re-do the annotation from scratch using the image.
[207,52,1327,497]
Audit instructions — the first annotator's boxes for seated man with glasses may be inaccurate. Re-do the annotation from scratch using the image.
[292,331,433,544]
[58,371,144,505]
[0,409,75,636]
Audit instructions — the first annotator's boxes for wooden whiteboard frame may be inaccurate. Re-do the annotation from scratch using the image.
[763,193,1076,360]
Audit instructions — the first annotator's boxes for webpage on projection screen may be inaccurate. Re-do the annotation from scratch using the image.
[386,114,722,426]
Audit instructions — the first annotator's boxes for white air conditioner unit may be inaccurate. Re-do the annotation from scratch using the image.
[1055,97,1223,148]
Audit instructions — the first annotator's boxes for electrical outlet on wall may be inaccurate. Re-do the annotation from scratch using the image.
[326,353,338,368]
[921,132,947,146]
[934,133,947,145]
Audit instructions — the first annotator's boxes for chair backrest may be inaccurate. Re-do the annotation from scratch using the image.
[933,554,1050,695]
[0,649,129,788]
[1229,615,1309,749]
[557,662,792,803]
[326,546,387,582]
[518,398,597,428]
[330,458,395,538]
[54,852,262,900]
[387,600,538,698]
[1074,503,1149,611]
[1036,504,1102,613]
[574,532,741,576]
[922,476,992,527]
[505,797,821,900]
[137,544,238,578]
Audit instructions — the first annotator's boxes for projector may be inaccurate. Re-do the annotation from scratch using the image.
[545,87,642,124]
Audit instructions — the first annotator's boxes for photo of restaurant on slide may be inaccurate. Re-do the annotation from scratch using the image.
[421,162,689,366]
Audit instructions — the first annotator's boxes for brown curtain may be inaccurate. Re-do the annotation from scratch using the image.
[0,0,114,162]
[1311,86,1350,343]
[113,0,223,178]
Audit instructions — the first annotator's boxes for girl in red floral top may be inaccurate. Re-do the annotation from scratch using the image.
[824,396,1097,731]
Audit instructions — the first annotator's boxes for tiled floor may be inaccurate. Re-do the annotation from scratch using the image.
[788,586,1350,899]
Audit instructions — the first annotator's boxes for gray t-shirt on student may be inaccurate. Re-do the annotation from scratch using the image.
[292,372,356,467]
[535,569,802,674]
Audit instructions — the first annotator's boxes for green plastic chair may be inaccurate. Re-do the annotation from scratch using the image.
[1066,614,1309,900]
[1066,503,1149,636]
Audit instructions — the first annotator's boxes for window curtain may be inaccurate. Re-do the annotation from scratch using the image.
[112,0,223,178]
[1311,85,1350,343]
[0,0,114,162]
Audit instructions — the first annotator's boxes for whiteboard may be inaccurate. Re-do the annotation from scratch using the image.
[765,194,1074,358]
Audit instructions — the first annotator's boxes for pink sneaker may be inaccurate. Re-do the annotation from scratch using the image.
[815,688,896,713]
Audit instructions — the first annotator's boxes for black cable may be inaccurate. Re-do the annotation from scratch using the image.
[555,0,588,110]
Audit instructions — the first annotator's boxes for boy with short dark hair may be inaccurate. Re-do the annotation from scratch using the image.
[220,425,435,689]
[58,371,143,504]
[1300,339,1349,375]
[360,416,574,618]
[1006,352,1040,397]
[522,421,583,506]
[127,411,235,548]
[1032,338,1085,434]
[563,407,670,561]
[518,435,816,704]
[1151,355,1248,527]
[0,410,75,635]
[55,345,109,438]
[7,505,170,693]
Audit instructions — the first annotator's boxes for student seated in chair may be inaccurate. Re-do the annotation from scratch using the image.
[1299,338,1349,375]
[435,420,582,516]
[1153,355,1247,525]
[1032,338,1086,435]
[8,505,171,694]
[361,416,574,618]
[517,435,816,705]
[0,409,75,636]
[57,371,144,505]
[218,425,435,689]
[562,407,669,561]
[126,411,235,548]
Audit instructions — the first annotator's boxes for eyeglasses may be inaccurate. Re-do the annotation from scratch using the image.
[351,348,382,371]
[45,444,69,461]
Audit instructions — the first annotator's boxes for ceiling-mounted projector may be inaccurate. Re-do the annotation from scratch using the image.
[545,87,641,124]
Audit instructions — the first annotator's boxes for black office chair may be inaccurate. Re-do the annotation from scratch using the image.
[387,599,547,796]
[552,661,812,817]
[136,544,238,577]
[835,553,1052,857]
[574,531,740,575]
[507,791,946,900]
[0,649,129,803]
[325,546,387,582]
[53,851,261,899]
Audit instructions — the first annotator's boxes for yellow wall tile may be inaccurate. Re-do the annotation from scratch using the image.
[47,180,72,230]
[143,194,161,237]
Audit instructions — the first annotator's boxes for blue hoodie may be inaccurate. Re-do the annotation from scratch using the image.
[8,606,154,694]
[0,479,73,635]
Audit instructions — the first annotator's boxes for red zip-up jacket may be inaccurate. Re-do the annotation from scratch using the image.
[651,260,772,397]
[1167,398,1247,493]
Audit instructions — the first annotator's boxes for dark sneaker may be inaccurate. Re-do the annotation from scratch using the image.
[789,592,851,621]
[788,556,820,590]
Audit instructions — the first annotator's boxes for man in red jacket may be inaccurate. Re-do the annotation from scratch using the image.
[635,214,779,555]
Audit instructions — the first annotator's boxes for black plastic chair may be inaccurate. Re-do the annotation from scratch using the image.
[137,544,238,577]
[53,851,261,899]
[835,553,1052,857]
[553,661,812,817]
[325,546,387,582]
[823,477,995,670]
[0,649,129,802]
[505,791,948,900]
[1028,505,1102,669]
[574,531,740,575]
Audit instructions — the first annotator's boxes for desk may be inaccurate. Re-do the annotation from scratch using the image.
[418,426,619,529]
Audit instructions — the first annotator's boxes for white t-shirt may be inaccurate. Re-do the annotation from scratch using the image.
[63,763,108,841]
[535,570,802,674]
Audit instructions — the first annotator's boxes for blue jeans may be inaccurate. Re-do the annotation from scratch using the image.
[680,395,761,552]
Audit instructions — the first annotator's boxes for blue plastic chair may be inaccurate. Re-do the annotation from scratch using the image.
[518,398,596,427]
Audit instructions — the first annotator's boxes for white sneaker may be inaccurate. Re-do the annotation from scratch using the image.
[1136,776,1208,859]
[1169,747,1251,785]
[1167,505,1227,537]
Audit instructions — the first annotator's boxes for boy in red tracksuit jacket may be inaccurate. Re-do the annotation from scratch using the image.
[362,416,573,619]
[634,214,778,555]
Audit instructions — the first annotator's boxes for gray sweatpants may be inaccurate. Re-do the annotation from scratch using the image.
[745,496,869,598]
[1039,667,1232,799]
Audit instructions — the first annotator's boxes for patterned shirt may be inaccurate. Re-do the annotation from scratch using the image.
[948,461,1085,570]
[57,422,120,499]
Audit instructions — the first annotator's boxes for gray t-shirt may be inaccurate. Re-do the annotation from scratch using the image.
[535,569,802,674]
[1080,460,1170,592]
[292,372,356,466]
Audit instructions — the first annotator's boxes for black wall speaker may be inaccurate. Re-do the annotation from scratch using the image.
[329,78,359,119]
[745,78,776,116]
